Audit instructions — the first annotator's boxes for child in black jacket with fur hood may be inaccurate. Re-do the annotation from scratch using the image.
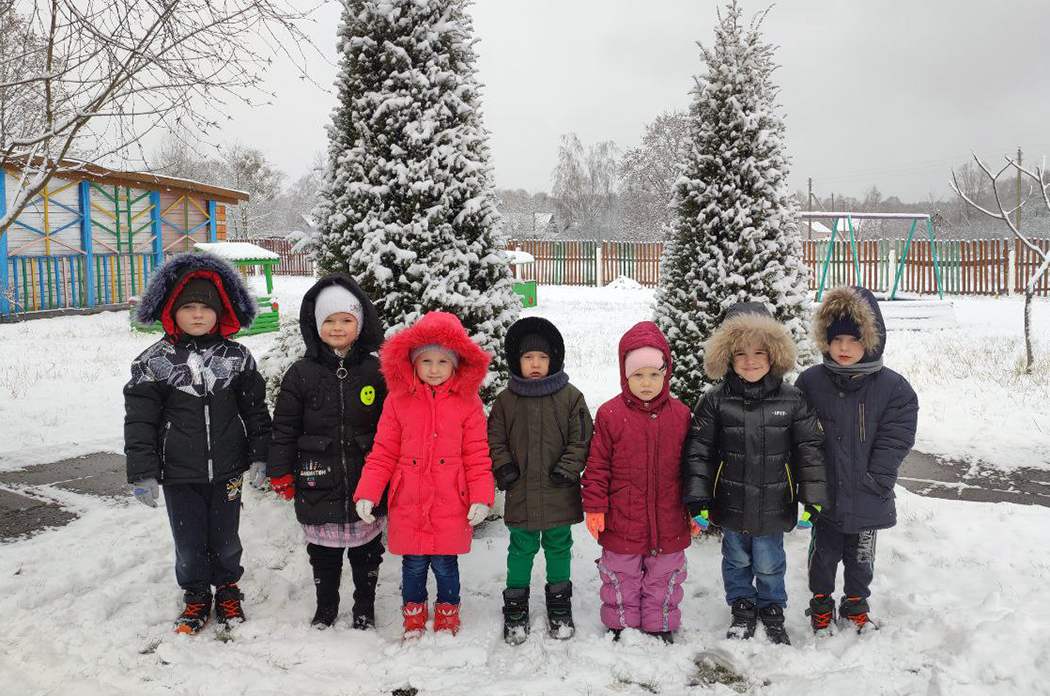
[682,302,826,646]
[124,251,271,635]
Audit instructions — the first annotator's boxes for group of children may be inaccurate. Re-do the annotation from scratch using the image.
[125,251,917,645]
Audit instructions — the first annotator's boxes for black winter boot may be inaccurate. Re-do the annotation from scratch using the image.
[214,583,246,626]
[727,598,758,639]
[350,564,379,630]
[645,630,674,644]
[502,587,530,645]
[311,566,342,629]
[839,596,877,632]
[545,581,575,639]
[806,593,836,633]
[758,604,791,645]
[174,589,212,635]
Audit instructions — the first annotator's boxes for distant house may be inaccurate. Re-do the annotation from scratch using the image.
[502,211,560,240]
[801,217,865,240]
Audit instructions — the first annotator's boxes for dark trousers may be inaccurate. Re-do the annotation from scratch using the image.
[807,518,878,598]
[307,536,384,611]
[163,476,244,596]
[401,554,459,605]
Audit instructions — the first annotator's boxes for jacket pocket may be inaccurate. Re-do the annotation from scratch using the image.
[297,435,335,490]
[712,461,725,496]
[863,471,894,499]
[784,462,794,502]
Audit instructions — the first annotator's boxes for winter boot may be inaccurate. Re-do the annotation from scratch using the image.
[502,587,530,645]
[214,583,246,627]
[311,565,341,629]
[174,590,212,635]
[433,602,461,635]
[726,598,758,639]
[645,630,674,644]
[350,563,379,630]
[402,602,428,639]
[840,596,877,632]
[758,604,791,645]
[545,581,575,639]
[806,593,836,634]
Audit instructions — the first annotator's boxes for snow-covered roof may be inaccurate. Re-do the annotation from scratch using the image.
[194,242,280,261]
[505,250,535,265]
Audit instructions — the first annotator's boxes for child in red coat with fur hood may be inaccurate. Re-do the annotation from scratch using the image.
[353,312,495,638]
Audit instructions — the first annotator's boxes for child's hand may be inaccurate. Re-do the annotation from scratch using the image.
[131,478,159,508]
[248,462,268,489]
[690,510,710,536]
[493,462,520,491]
[585,512,605,541]
[270,474,294,501]
[797,504,822,529]
[356,498,376,524]
[467,503,489,526]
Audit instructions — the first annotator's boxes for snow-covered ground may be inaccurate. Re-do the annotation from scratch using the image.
[1,279,1049,695]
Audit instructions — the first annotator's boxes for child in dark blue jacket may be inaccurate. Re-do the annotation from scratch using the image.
[795,286,918,633]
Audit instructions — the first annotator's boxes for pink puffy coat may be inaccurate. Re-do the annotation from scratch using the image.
[354,312,495,555]
[581,321,692,556]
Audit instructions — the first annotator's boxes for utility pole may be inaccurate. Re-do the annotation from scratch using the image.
[1016,147,1023,233]
[807,177,813,240]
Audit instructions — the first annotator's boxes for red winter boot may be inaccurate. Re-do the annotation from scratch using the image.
[433,602,461,635]
[402,602,428,639]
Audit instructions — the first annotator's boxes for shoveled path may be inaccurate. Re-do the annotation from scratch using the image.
[0,450,1047,542]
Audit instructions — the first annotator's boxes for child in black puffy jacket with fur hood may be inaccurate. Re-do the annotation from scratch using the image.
[124,251,271,635]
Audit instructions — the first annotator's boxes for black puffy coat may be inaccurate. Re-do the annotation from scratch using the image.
[796,286,919,534]
[124,253,271,485]
[267,274,389,526]
[683,372,828,535]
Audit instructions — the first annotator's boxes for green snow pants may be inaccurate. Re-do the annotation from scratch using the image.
[506,525,573,589]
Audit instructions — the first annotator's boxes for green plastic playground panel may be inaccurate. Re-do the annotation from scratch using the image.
[513,280,537,308]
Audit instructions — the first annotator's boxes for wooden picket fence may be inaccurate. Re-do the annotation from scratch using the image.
[252,238,315,276]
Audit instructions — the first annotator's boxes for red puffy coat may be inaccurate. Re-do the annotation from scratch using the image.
[354,312,495,555]
[581,322,692,556]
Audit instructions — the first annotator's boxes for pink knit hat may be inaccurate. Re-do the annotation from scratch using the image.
[624,346,666,377]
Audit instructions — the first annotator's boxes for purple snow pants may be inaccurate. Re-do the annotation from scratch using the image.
[597,549,687,632]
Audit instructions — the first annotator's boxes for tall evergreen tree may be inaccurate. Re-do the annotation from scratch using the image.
[654,1,812,407]
[312,0,520,399]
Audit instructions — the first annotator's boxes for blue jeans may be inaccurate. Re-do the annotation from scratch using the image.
[721,529,787,608]
[401,554,460,605]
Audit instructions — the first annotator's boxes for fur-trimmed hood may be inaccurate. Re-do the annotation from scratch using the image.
[813,286,885,361]
[299,274,384,361]
[504,316,565,377]
[136,251,256,337]
[379,311,491,396]
[703,302,798,381]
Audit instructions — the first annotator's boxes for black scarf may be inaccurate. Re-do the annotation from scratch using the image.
[508,370,570,397]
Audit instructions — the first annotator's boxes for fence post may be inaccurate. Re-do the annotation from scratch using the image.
[79,180,96,309]
[1007,240,1017,295]
[0,169,8,316]
[595,241,603,286]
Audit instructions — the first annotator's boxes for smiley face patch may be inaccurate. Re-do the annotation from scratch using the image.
[360,385,376,406]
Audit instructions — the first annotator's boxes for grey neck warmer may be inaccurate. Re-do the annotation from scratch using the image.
[508,371,570,397]
[823,356,884,376]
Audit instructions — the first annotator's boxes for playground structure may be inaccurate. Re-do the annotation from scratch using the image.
[506,249,537,307]
[800,211,956,329]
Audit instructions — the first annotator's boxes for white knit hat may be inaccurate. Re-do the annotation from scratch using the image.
[313,285,363,332]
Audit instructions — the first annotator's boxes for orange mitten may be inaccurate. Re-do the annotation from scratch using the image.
[585,512,605,541]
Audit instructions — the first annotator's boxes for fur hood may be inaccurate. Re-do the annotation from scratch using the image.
[813,286,885,361]
[504,316,565,377]
[703,302,798,381]
[298,274,384,360]
[136,251,256,337]
[379,311,491,396]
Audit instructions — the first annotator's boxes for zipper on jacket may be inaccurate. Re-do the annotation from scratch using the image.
[161,422,171,464]
[859,403,866,442]
[784,462,794,501]
[338,357,350,522]
[204,394,214,481]
[713,461,724,496]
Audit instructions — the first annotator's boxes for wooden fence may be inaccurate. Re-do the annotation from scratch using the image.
[253,238,314,276]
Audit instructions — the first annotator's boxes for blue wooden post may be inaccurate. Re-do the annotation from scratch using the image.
[0,169,8,316]
[207,200,217,242]
[149,191,163,268]
[79,180,96,308]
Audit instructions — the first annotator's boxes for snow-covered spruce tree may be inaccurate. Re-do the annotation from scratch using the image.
[653,1,812,407]
[311,0,520,401]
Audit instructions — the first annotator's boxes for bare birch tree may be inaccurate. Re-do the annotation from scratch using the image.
[951,154,1050,374]
[0,0,312,231]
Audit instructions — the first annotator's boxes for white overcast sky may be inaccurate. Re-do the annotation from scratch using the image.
[213,0,1050,202]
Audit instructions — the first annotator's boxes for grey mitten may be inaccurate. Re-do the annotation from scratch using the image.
[248,461,268,489]
[131,477,159,508]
